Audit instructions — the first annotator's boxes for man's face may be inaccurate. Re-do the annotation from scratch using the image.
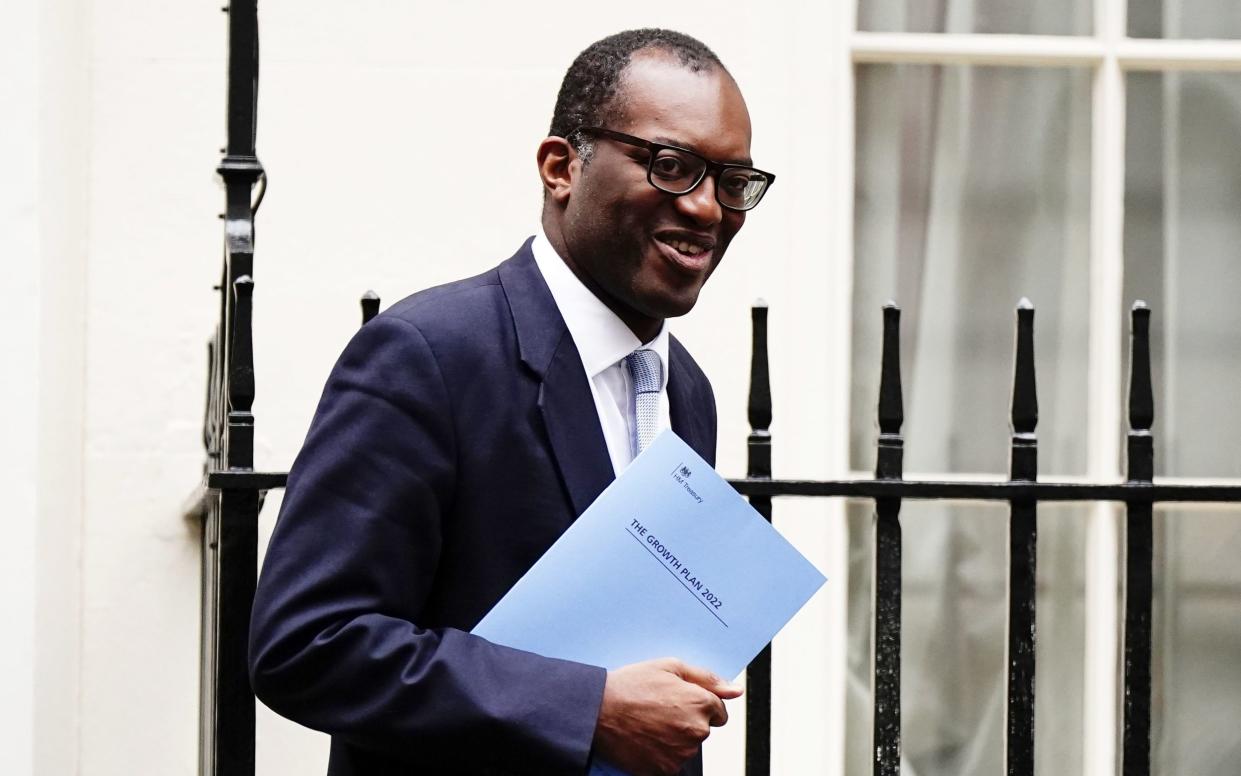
[558,52,753,338]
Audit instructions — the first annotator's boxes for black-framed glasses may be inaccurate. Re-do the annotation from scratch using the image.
[573,126,776,212]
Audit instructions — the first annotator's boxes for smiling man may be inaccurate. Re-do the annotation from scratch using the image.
[250,29,774,776]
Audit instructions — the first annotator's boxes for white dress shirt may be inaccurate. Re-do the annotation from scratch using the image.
[531,228,671,476]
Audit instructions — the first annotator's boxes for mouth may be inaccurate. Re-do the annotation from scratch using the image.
[652,232,716,274]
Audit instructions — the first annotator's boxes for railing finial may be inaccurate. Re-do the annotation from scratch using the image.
[877,302,904,440]
[361,290,381,325]
[747,299,772,437]
[1128,301,1154,436]
[1011,300,1038,439]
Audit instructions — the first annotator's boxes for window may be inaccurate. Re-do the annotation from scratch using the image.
[843,3,1241,774]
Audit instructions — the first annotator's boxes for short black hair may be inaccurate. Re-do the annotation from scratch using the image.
[549,29,727,162]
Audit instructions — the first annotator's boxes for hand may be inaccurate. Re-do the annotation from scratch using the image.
[591,657,744,776]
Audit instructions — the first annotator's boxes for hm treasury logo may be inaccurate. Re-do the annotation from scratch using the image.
[670,462,704,505]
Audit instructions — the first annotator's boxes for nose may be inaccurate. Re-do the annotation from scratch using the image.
[675,174,723,227]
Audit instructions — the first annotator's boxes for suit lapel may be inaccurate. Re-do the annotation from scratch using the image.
[499,241,614,518]
[668,336,715,467]
[538,336,615,516]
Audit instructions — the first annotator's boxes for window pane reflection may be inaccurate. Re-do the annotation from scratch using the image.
[859,0,1091,35]
[1150,506,1241,773]
[852,65,1092,475]
[1129,0,1241,39]
[1123,71,1241,478]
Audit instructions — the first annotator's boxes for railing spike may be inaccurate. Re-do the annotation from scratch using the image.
[1128,302,1154,436]
[361,290,381,326]
[1011,302,1038,442]
[747,303,772,435]
[877,304,903,441]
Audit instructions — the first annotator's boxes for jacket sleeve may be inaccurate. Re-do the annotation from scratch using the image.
[248,314,605,775]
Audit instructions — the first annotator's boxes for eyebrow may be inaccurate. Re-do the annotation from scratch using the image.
[650,135,753,167]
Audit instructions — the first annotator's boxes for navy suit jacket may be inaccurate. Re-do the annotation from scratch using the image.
[250,240,717,775]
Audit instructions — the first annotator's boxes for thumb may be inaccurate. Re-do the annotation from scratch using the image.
[674,662,744,699]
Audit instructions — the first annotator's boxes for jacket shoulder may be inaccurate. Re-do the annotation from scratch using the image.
[383,265,504,326]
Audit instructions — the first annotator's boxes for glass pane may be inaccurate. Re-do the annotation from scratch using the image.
[1123,72,1241,478]
[853,65,1092,475]
[845,502,1087,776]
[859,0,1091,35]
[1150,506,1241,774]
[1129,0,1241,39]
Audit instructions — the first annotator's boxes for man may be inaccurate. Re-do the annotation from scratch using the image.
[249,28,775,776]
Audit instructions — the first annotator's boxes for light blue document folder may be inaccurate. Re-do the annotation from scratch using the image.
[473,431,826,774]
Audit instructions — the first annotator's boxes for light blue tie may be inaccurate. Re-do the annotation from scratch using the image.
[624,349,663,457]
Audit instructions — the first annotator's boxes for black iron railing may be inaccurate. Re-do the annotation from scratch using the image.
[185,2,262,775]
[729,298,1241,776]
[187,3,1241,776]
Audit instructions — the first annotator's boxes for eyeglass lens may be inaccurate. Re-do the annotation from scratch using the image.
[649,148,769,210]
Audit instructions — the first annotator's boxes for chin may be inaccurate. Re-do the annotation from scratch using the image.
[645,292,702,321]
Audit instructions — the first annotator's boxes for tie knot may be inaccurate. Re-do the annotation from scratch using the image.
[625,349,662,395]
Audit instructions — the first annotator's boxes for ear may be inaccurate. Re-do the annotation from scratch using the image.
[537,136,579,206]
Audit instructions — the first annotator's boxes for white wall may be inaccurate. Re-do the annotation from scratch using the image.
[77,0,226,771]
[15,2,855,773]
[35,0,91,772]
[2,0,91,773]
[2,1,44,772]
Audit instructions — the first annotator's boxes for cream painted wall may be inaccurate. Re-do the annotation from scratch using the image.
[3,0,90,773]
[77,2,226,774]
[16,1,855,774]
[36,0,91,772]
[2,1,43,772]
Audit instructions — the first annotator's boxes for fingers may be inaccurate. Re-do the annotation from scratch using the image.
[659,659,736,727]
[668,660,744,699]
[596,657,736,773]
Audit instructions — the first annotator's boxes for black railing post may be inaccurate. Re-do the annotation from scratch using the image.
[1123,301,1155,776]
[198,3,263,775]
[1006,300,1039,776]
[209,488,259,776]
[745,301,773,776]
[221,276,259,776]
[873,302,904,776]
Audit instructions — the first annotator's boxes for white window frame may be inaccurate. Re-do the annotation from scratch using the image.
[835,3,1241,774]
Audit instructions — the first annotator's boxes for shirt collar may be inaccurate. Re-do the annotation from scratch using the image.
[531,226,670,386]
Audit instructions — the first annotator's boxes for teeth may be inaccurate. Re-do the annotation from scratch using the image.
[666,239,703,256]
